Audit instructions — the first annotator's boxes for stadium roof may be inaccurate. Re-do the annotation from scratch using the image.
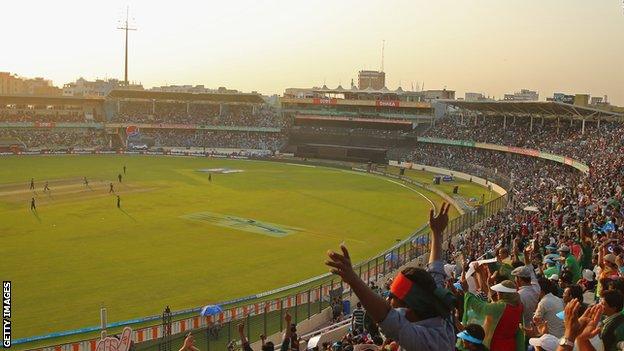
[0,94,103,105]
[438,100,623,119]
[107,90,264,103]
[311,86,421,96]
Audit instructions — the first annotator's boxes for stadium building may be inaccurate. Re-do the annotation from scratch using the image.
[280,84,434,162]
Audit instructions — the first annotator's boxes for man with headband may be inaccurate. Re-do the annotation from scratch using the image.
[325,203,456,351]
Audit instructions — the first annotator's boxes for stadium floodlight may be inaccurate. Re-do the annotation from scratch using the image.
[117,6,137,86]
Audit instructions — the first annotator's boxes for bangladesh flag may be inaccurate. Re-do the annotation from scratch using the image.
[459,292,525,351]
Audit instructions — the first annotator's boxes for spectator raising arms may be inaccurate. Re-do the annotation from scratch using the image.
[325,203,456,351]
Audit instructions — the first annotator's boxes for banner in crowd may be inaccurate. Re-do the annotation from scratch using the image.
[312,98,338,105]
[105,123,280,133]
[375,100,400,107]
[417,137,476,147]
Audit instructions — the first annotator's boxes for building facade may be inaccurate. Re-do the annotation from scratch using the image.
[63,78,143,97]
[503,89,539,101]
[0,72,61,95]
[420,89,455,102]
[358,70,385,90]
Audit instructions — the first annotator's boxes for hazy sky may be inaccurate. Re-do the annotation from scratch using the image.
[3,0,624,103]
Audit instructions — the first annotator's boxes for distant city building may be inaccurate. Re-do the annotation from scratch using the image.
[420,89,455,102]
[590,96,603,105]
[574,94,590,107]
[547,92,575,104]
[150,85,239,94]
[358,70,386,90]
[464,92,493,102]
[63,78,143,97]
[547,93,611,108]
[0,72,61,95]
[464,92,484,101]
[503,89,539,101]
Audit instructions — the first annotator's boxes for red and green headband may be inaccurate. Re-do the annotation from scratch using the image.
[389,272,455,317]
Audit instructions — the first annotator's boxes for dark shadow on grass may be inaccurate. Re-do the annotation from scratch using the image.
[119,207,137,222]
[31,209,42,223]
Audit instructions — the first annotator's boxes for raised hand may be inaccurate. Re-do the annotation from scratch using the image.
[96,328,133,351]
[577,304,604,341]
[430,203,450,235]
[182,333,194,351]
[325,244,358,285]
[563,299,582,341]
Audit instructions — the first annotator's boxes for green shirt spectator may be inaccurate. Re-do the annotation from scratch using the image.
[543,265,560,279]
[600,290,624,351]
[558,245,581,282]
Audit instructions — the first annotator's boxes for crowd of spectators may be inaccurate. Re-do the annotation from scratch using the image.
[421,116,621,164]
[291,126,406,139]
[115,101,281,127]
[0,129,107,148]
[142,129,284,151]
[370,117,622,350]
[0,110,87,122]
[220,116,623,351]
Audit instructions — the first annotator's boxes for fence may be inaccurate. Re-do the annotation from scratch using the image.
[27,165,508,351]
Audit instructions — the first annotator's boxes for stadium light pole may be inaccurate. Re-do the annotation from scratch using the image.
[117,6,137,86]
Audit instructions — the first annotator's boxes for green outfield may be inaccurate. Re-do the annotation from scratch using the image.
[0,155,465,342]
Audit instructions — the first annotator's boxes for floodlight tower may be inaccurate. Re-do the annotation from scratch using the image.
[380,40,385,72]
[117,6,137,86]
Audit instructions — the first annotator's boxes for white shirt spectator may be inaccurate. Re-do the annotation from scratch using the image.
[518,284,541,326]
[533,293,564,338]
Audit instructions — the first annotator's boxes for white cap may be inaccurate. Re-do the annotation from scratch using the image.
[583,269,595,282]
[548,274,559,281]
[491,282,517,293]
[528,334,558,351]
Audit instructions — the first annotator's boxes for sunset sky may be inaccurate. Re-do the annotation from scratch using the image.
[3,0,624,103]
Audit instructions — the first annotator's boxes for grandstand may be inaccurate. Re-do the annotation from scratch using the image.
[281,86,434,162]
[0,90,283,152]
[0,94,105,122]
[4,91,624,351]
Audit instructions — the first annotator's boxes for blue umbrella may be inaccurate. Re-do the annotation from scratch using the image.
[385,252,399,262]
[602,221,615,233]
[411,236,429,245]
[200,304,223,317]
